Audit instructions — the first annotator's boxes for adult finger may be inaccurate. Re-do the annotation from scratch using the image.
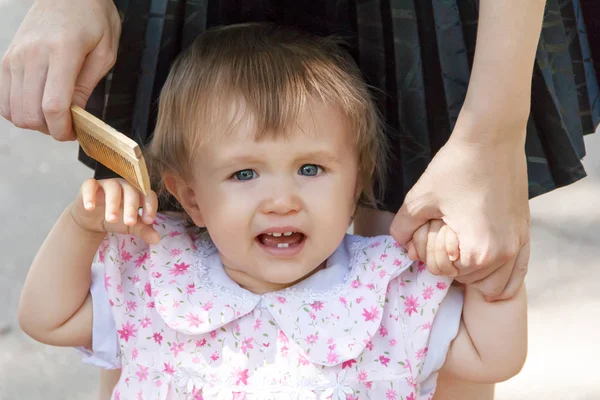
[435,225,458,277]
[469,257,515,299]
[42,46,86,141]
[0,53,11,120]
[8,56,24,127]
[390,191,441,245]
[487,242,530,301]
[22,62,49,132]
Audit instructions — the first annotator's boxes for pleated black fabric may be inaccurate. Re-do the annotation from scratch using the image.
[82,0,600,212]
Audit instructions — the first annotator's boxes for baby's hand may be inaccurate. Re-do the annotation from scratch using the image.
[69,178,160,245]
[406,220,460,277]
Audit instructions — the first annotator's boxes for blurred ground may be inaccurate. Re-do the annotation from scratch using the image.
[1,1,599,399]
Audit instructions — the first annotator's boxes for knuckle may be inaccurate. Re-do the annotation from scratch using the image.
[42,96,68,116]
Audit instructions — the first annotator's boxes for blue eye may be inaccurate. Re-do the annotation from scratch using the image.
[299,164,322,176]
[233,169,257,181]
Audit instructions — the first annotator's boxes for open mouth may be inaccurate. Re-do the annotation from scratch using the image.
[257,231,306,249]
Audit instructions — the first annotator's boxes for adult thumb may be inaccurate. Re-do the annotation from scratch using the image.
[390,189,441,245]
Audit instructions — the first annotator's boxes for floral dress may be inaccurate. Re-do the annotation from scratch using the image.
[79,214,463,400]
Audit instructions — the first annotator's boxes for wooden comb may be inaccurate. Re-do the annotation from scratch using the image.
[71,105,151,195]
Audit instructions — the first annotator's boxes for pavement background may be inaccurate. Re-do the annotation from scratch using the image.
[0,1,599,399]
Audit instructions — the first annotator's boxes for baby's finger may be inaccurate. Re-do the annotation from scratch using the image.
[412,222,430,261]
[435,225,458,277]
[141,190,158,224]
[129,221,161,245]
[445,226,460,262]
[120,181,141,226]
[407,240,418,261]
[80,178,100,210]
[98,179,123,223]
[426,220,442,276]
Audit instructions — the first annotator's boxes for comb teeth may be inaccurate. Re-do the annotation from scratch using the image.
[76,127,142,193]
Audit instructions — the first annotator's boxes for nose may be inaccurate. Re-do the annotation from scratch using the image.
[259,179,302,215]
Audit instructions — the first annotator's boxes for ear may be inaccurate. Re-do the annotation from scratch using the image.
[163,171,206,227]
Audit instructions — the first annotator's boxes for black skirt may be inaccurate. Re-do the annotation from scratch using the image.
[82,0,600,213]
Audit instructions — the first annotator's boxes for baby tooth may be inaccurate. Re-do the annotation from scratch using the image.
[272,232,282,237]
[283,232,293,236]
[277,243,289,248]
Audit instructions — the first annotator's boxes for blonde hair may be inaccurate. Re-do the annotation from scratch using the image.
[147,23,387,209]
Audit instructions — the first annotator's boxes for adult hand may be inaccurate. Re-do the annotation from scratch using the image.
[0,0,121,140]
[391,134,530,301]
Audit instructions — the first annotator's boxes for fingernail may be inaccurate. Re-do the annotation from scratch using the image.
[85,202,93,210]
[449,254,457,262]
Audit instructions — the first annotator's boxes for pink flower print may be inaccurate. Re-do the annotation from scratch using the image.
[385,388,397,400]
[276,296,286,304]
[170,248,182,257]
[404,294,419,316]
[185,313,202,328]
[339,296,347,306]
[357,370,368,383]
[151,271,162,279]
[147,301,155,309]
[280,345,289,357]
[253,318,261,331]
[137,390,143,400]
[126,300,138,313]
[196,338,207,348]
[379,325,388,337]
[121,249,132,263]
[370,241,381,248]
[232,393,246,400]
[298,355,310,365]
[309,312,316,320]
[380,253,388,260]
[341,359,357,369]
[421,322,432,331]
[116,284,123,294]
[168,230,182,238]
[104,274,111,289]
[169,262,190,276]
[278,330,289,344]
[210,351,220,362]
[365,382,373,390]
[117,321,137,342]
[131,275,141,284]
[170,341,184,357]
[172,299,181,309]
[365,340,374,351]
[362,306,380,322]
[356,296,364,304]
[110,299,114,307]
[310,301,324,311]
[393,241,401,248]
[144,282,152,297]
[113,390,121,400]
[140,316,151,328]
[192,357,201,364]
[393,258,402,266]
[234,369,249,385]
[241,337,254,354]
[155,379,162,387]
[183,283,195,295]
[415,347,428,360]
[326,349,339,364]
[399,279,406,288]
[210,330,217,339]
[378,269,387,278]
[346,396,359,400]
[436,281,448,290]
[136,365,149,382]
[422,286,434,300]
[134,252,150,268]
[389,339,397,347]
[163,362,175,375]
[366,283,375,290]
[407,393,415,400]
[131,347,138,360]
[306,334,318,345]
[417,261,426,273]
[379,354,391,367]
[371,261,377,271]
[351,279,361,288]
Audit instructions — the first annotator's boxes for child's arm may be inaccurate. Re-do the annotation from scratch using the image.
[408,220,527,382]
[18,178,159,348]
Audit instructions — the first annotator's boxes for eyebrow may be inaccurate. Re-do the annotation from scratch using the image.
[214,150,342,171]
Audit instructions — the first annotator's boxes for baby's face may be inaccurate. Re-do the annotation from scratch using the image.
[189,102,361,294]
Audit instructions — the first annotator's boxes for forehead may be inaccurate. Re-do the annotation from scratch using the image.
[197,99,357,158]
